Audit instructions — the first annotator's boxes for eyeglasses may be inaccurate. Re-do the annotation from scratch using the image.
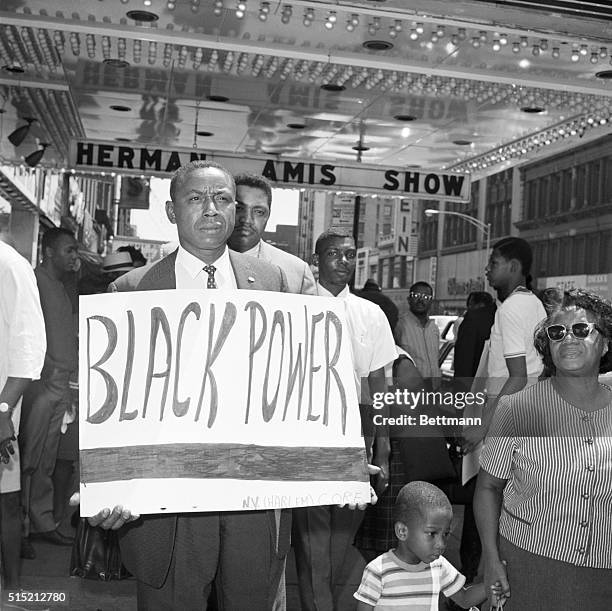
[409,292,433,302]
[545,322,600,342]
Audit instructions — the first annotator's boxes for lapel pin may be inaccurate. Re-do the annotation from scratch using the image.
[247,276,255,283]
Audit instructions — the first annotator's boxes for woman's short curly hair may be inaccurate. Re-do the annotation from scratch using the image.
[534,288,612,375]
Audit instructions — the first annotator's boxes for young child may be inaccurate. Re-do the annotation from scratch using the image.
[354,481,504,610]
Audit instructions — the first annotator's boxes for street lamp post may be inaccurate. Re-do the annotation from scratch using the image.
[424,208,491,289]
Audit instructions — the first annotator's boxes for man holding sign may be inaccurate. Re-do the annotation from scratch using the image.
[87,161,293,609]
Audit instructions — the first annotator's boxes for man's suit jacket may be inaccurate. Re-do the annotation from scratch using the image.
[114,248,291,587]
[253,240,316,296]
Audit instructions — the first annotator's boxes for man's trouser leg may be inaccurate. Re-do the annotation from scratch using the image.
[292,505,364,611]
[136,510,284,611]
[21,371,71,534]
[0,492,21,589]
[217,510,284,610]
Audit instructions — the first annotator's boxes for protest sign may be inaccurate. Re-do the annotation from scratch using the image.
[79,289,369,515]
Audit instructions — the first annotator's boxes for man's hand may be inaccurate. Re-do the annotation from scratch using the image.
[69,492,140,530]
[371,456,389,497]
[338,464,381,510]
[0,414,15,464]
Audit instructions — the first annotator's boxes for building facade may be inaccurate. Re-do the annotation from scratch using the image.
[297,134,612,314]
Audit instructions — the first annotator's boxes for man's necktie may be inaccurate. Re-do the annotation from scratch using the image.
[203,264,217,289]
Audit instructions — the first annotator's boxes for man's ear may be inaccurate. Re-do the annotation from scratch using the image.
[394,520,408,541]
[509,258,521,274]
[166,201,176,224]
[311,253,319,267]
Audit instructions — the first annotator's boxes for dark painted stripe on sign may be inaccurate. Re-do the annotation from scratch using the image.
[81,443,368,483]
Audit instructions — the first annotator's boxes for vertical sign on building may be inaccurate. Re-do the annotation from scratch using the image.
[429,256,438,294]
[395,199,419,259]
[331,194,355,228]
[355,248,370,288]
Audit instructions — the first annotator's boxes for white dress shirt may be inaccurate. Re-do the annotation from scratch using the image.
[243,241,262,258]
[175,245,237,290]
[316,283,397,399]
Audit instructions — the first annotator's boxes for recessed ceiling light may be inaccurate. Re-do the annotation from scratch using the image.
[363,40,394,51]
[287,123,306,129]
[352,144,370,152]
[320,83,345,92]
[394,114,417,122]
[104,58,130,68]
[595,70,612,79]
[126,10,159,22]
[208,95,229,102]
[110,105,132,112]
[197,130,214,137]
[521,106,545,113]
[452,139,473,146]
[2,64,25,74]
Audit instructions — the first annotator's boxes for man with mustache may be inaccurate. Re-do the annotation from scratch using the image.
[89,160,291,610]
[228,172,316,296]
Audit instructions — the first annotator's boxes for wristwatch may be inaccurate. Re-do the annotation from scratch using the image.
[0,402,10,414]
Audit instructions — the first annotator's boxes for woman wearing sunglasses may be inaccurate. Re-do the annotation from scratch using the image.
[474,288,612,610]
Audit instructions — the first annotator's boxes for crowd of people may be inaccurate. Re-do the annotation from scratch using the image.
[0,159,610,610]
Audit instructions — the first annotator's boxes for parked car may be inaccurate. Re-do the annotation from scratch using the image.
[439,339,455,388]
[431,315,459,344]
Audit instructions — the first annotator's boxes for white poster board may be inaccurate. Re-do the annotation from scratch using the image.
[79,290,369,516]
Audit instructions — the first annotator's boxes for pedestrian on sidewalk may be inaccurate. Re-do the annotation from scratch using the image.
[20,228,79,558]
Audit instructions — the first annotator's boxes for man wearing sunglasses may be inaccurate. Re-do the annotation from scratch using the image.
[394,281,441,391]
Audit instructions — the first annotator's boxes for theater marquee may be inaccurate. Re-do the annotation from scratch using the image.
[70,140,471,202]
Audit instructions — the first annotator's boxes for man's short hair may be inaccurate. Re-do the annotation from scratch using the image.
[169,160,235,201]
[41,227,75,253]
[234,172,273,208]
[409,281,433,294]
[314,228,354,255]
[393,481,452,525]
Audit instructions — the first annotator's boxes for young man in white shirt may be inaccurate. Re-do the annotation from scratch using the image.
[292,228,397,611]
[463,236,546,450]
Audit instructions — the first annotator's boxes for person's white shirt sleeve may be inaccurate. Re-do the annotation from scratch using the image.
[1,253,46,380]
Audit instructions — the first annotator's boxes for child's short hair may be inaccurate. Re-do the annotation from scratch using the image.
[393,481,452,524]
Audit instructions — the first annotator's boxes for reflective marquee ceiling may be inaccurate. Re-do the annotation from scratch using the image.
[0,0,611,178]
